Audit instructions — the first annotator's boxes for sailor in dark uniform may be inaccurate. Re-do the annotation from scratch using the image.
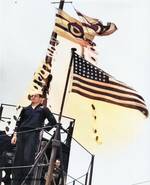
[11,90,57,185]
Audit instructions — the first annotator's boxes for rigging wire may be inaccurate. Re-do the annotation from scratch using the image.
[66,173,87,185]
[0,125,56,137]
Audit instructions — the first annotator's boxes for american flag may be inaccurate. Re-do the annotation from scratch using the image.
[71,52,148,117]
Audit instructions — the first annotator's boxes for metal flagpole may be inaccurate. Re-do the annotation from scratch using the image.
[58,48,77,123]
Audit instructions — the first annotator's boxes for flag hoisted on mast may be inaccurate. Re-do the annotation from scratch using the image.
[54,8,95,47]
[71,52,148,117]
[75,8,117,37]
[53,8,117,47]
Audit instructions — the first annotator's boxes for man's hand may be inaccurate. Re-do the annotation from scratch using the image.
[11,132,17,144]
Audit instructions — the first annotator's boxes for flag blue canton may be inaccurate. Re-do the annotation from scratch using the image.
[74,54,109,83]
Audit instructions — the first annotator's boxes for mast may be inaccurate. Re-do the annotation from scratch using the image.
[45,1,65,185]
[42,0,64,107]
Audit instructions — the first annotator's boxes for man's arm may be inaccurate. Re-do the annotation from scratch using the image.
[44,108,57,131]
[11,108,24,144]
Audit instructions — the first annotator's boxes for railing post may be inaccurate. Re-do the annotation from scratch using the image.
[45,124,61,185]
[88,155,94,185]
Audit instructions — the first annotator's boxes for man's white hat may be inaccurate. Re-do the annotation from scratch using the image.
[28,90,43,100]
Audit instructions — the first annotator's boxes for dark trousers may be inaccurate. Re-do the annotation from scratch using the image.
[11,131,39,185]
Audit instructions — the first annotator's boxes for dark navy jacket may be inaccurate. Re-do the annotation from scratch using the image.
[14,104,57,132]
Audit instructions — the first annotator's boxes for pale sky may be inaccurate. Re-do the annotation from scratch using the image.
[1,0,150,185]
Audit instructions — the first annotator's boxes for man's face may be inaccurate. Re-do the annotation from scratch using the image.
[30,94,42,104]
[55,160,60,168]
